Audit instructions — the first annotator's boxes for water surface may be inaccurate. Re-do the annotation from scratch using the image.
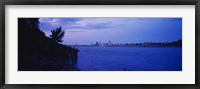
[75,47,182,71]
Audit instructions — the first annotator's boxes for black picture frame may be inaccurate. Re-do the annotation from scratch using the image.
[0,0,200,89]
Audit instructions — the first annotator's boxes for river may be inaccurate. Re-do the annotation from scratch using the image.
[74,47,182,71]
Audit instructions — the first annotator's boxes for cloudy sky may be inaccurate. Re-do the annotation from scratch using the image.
[39,18,182,45]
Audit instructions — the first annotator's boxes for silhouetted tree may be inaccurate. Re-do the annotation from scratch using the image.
[18,18,79,71]
[18,18,40,30]
[18,18,45,53]
[50,27,65,43]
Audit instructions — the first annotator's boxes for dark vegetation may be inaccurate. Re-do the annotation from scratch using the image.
[18,18,79,71]
[79,39,182,47]
[50,27,65,43]
[115,39,182,47]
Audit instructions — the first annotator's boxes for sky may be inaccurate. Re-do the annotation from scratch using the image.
[39,18,182,45]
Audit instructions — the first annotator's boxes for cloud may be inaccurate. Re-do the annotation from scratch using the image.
[39,17,182,36]
[39,18,60,26]
[68,21,114,30]
[39,18,81,27]
[65,29,87,32]
[38,18,182,45]
[64,18,130,30]
[67,30,86,32]
[39,18,123,31]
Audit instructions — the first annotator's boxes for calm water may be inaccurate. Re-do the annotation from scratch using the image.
[75,47,182,71]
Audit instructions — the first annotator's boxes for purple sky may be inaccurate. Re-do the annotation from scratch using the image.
[39,18,182,45]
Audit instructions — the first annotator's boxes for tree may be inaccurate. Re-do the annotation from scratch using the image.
[50,27,65,43]
[18,18,39,30]
[27,18,40,29]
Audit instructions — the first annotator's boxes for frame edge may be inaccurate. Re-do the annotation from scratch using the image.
[0,0,5,89]
[1,0,200,89]
[195,1,200,88]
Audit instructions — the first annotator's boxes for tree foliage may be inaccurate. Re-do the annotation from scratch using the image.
[50,27,65,43]
[18,18,79,71]
[18,18,40,30]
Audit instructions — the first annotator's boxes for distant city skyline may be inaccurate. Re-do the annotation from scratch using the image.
[39,18,182,45]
